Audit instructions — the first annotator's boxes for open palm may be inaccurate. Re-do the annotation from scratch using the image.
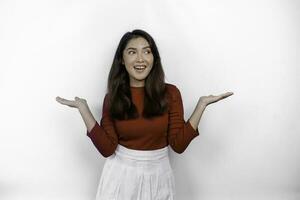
[199,92,234,106]
[56,96,87,109]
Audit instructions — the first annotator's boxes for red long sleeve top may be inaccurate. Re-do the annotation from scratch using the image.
[87,83,199,158]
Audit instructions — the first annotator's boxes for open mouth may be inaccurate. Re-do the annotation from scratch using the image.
[134,65,146,72]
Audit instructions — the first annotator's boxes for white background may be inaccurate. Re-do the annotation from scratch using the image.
[0,0,299,199]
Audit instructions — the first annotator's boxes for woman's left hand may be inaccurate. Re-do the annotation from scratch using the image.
[198,92,234,107]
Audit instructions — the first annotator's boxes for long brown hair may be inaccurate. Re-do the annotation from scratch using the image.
[106,29,169,120]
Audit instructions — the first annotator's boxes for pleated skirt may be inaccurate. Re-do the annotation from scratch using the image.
[95,144,176,200]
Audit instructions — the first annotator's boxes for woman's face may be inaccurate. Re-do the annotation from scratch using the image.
[122,37,154,87]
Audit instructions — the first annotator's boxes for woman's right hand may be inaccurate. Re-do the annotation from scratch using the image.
[56,96,88,109]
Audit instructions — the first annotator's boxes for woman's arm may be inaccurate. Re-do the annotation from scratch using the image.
[56,95,97,132]
[188,92,234,130]
[56,95,119,157]
[167,85,200,154]
[188,102,206,131]
[78,104,97,132]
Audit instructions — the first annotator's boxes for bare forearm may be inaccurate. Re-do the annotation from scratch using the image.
[188,102,206,131]
[78,105,97,132]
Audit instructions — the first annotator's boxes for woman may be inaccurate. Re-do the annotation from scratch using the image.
[56,29,233,200]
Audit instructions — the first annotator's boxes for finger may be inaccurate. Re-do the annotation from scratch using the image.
[56,96,68,102]
[218,92,234,100]
[225,92,234,97]
[56,96,65,103]
[223,92,233,98]
[56,97,75,106]
[75,96,81,101]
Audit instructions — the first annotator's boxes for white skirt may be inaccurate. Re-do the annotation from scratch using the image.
[95,144,176,200]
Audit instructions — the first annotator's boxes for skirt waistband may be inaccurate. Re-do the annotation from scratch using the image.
[110,144,172,174]
[115,144,169,161]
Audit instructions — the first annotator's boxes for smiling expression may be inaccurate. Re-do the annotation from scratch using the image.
[122,37,154,87]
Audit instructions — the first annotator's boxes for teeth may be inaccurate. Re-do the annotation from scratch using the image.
[134,65,146,69]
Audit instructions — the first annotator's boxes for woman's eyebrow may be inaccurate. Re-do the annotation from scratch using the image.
[126,46,151,51]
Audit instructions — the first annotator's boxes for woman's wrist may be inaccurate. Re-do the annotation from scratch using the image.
[78,102,89,111]
[197,101,207,109]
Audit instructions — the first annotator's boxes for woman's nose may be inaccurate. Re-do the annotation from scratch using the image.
[137,52,144,62]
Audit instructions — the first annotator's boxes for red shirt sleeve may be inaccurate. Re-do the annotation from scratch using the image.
[167,85,200,153]
[86,94,119,158]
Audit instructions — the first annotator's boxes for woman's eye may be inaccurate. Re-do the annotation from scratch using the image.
[128,51,135,54]
[144,50,151,54]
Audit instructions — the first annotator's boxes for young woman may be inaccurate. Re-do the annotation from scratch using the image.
[56,29,233,200]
